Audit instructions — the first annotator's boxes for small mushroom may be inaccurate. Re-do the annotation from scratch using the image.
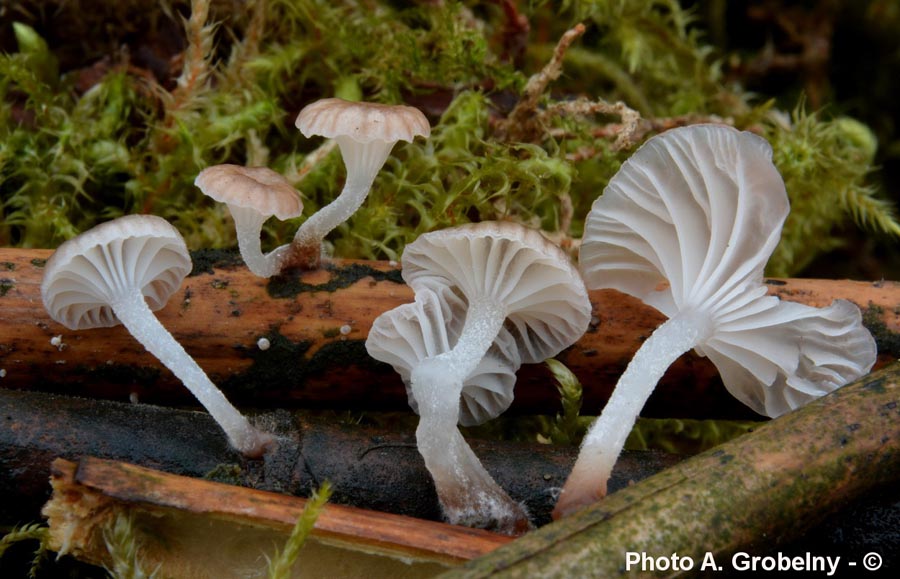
[367,284,523,428]
[554,125,877,517]
[195,164,303,278]
[285,98,430,269]
[367,222,592,533]
[40,215,274,457]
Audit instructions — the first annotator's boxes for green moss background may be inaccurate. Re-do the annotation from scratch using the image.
[2,0,900,277]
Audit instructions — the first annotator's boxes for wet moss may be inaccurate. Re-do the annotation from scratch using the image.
[1,262,15,271]
[266,262,404,299]
[30,258,46,268]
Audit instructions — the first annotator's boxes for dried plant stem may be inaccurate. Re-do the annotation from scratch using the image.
[497,23,586,142]
[546,98,644,151]
[143,0,214,213]
[284,140,339,184]
[174,0,212,97]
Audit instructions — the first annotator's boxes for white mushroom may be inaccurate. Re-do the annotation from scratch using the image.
[285,98,430,269]
[367,284,523,428]
[40,215,274,457]
[368,221,592,533]
[194,165,303,278]
[554,125,877,517]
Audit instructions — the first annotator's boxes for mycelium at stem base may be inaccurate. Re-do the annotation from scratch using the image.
[553,311,710,518]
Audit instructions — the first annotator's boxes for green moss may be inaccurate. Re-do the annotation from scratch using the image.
[626,418,760,455]
[0,279,13,297]
[766,108,900,276]
[267,481,332,579]
[2,1,896,272]
[0,522,48,576]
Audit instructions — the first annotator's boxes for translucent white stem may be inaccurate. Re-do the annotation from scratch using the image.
[291,136,395,250]
[554,311,710,518]
[410,298,530,533]
[111,290,273,457]
[229,205,288,278]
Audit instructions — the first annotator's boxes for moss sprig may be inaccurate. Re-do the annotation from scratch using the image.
[102,513,158,579]
[0,523,50,578]
[765,107,900,276]
[536,359,589,446]
[266,481,333,579]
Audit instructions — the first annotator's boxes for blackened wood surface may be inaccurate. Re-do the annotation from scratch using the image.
[0,388,680,527]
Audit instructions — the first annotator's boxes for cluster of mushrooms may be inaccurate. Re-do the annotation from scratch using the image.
[40,99,878,535]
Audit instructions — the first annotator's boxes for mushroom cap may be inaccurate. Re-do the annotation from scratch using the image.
[41,215,192,330]
[195,165,303,221]
[580,124,787,316]
[580,124,876,417]
[295,98,431,144]
[367,285,522,426]
[402,221,592,364]
[698,297,876,417]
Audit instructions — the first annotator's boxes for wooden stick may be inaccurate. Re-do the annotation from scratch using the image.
[441,361,900,578]
[1,248,898,418]
[0,387,681,528]
[41,457,512,576]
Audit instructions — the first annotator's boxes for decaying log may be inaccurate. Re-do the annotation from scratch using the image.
[1,248,898,419]
[442,361,900,578]
[42,457,510,577]
[0,387,681,528]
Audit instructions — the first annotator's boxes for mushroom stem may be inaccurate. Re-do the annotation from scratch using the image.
[229,205,290,278]
[287,136,395,266]
[410,298,530,534]
[110,289,273,458]
[554,310,711,518]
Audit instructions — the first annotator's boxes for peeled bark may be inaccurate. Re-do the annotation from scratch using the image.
[41,457,510,577]
[1,248,898,419]
[441,361,900,578]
